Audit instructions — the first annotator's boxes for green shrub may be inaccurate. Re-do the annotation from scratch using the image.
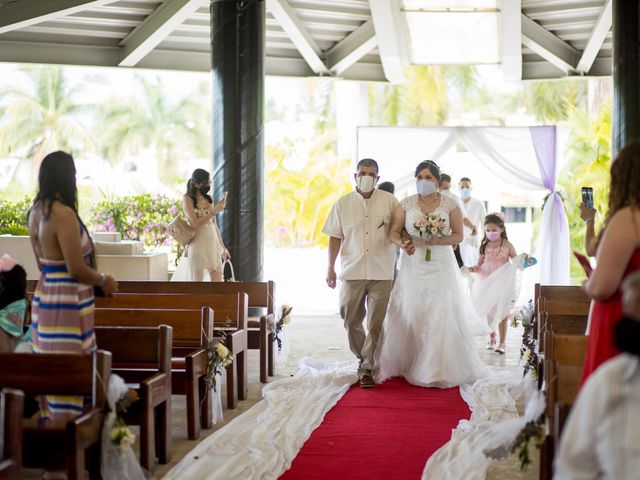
[87,194,184,264]
[0,197,31,235]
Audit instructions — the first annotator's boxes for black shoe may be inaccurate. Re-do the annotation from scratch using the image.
[359,372,375,388]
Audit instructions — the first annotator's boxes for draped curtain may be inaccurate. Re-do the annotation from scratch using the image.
[357,126,570,286]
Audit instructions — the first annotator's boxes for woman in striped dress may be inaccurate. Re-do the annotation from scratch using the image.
[28,151,118,422]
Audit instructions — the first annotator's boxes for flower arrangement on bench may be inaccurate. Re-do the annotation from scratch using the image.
[206,338,234,392]
[274,304,293,353]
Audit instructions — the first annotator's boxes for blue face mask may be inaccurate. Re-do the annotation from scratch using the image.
[416,179,437,196]
[460,187,471,199]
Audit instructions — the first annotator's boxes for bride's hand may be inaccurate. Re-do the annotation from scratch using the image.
[425,237,440,246]
[401,240,415,255]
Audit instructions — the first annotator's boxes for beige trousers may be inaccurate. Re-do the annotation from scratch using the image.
[339,280,393,372]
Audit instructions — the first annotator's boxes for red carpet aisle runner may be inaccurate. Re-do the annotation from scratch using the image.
[280,377,470,480]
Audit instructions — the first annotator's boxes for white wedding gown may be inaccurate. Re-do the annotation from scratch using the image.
[375,194,490,388]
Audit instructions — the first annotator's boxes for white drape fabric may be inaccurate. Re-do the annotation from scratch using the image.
[101,375,147,480]
[423,368,544,479]
[357,125,570,286]
[162,358,357,480]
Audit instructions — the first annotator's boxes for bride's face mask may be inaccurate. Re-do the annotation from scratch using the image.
[416,179,437,196]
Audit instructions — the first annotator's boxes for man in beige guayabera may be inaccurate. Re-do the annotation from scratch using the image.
[323,158,400,388]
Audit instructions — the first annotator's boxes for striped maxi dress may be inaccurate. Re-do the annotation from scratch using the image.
[31,226,97,422]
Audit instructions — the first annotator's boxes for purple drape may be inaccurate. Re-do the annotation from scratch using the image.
[529,126,570,285]
[530,126,557,190]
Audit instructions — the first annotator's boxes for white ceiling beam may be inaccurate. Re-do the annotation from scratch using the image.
[500,0,522,81]
[521,13,579,74]
[326,20,377,75]
[0,0,118,35]
[368,0,409,84]
[118,0,204,67]
[266,0,330,75]
[522,57,611,80]
[576,0,612,74]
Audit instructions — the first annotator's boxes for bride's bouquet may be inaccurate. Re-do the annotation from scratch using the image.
[414,215,446,261]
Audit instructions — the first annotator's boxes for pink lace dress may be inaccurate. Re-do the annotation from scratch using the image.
[471,242,526,331]
[476,243,511,278]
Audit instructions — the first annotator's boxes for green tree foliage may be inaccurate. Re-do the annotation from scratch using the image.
[557,102,611,284]
[0,197,31,235]
[0,66,94,168]
[264,131,352,248]
[97,76,209,180]
[523,79,588,123]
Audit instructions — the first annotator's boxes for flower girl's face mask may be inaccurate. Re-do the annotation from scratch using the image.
[485,227,502,242]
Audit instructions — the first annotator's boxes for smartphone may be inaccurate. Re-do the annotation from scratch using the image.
[573,251,593,277]
[581,187,594,209]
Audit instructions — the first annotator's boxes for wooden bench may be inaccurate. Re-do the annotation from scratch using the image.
[94,308,213,440]
[95,325,172,470]
[0,351,111,480]
[0,388,24,480]
[97,291,249,401]
[536,286,590,352]
[117,281,276,383]
[540,332,588,480]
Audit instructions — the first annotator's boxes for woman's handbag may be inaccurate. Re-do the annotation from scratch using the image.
[222,259,237,282]
[166,217,195,247]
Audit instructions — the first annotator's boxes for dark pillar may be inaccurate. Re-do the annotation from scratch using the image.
[612,0,640,156]
[210,0,265,281]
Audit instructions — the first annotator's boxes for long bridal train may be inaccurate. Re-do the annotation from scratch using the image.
[162,358,357,480]
[163,356,530,480]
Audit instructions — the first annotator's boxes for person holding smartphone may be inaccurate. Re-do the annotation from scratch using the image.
[172,168,229,282]
[581,142,640,384]
[580,187,599,257]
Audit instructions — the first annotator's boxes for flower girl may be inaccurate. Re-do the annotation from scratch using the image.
[468,213,529,354]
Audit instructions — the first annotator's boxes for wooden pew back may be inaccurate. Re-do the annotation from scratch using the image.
[0,388,24,479]
[94,325,172,372]
[94,307,213,350]
[117,280,274,314]
[96,293,246,330]
[0,351,110,406]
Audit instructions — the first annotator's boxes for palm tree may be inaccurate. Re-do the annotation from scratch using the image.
[523,79,589,123]
[97,76,210,180]
[367,65,480,126]
[0,65,95,176]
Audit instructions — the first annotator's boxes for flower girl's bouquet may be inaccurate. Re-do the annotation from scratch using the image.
[414,215,446,261]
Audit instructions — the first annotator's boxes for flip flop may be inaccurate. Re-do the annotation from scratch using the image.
[524,256,538,269]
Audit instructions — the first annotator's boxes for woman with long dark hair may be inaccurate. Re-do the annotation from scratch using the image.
[28,151,117,422]
[581,141,640,383]
[172,168,228,281]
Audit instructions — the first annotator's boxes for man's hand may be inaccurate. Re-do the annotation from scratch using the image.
[326,268,337,289]
[470,224,478,236]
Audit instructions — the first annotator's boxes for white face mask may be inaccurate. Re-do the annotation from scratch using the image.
[357,175,377,193]
[416,179,437,196]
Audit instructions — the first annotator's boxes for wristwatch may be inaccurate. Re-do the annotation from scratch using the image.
[98,273,107,286]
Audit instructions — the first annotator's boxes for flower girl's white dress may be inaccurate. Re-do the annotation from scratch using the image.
[375,194,489,388]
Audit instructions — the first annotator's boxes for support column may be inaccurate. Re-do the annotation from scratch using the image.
[210,0,265,281]
[612,0,640,156]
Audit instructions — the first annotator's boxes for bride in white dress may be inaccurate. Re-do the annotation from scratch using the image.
[375,160,489,388]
